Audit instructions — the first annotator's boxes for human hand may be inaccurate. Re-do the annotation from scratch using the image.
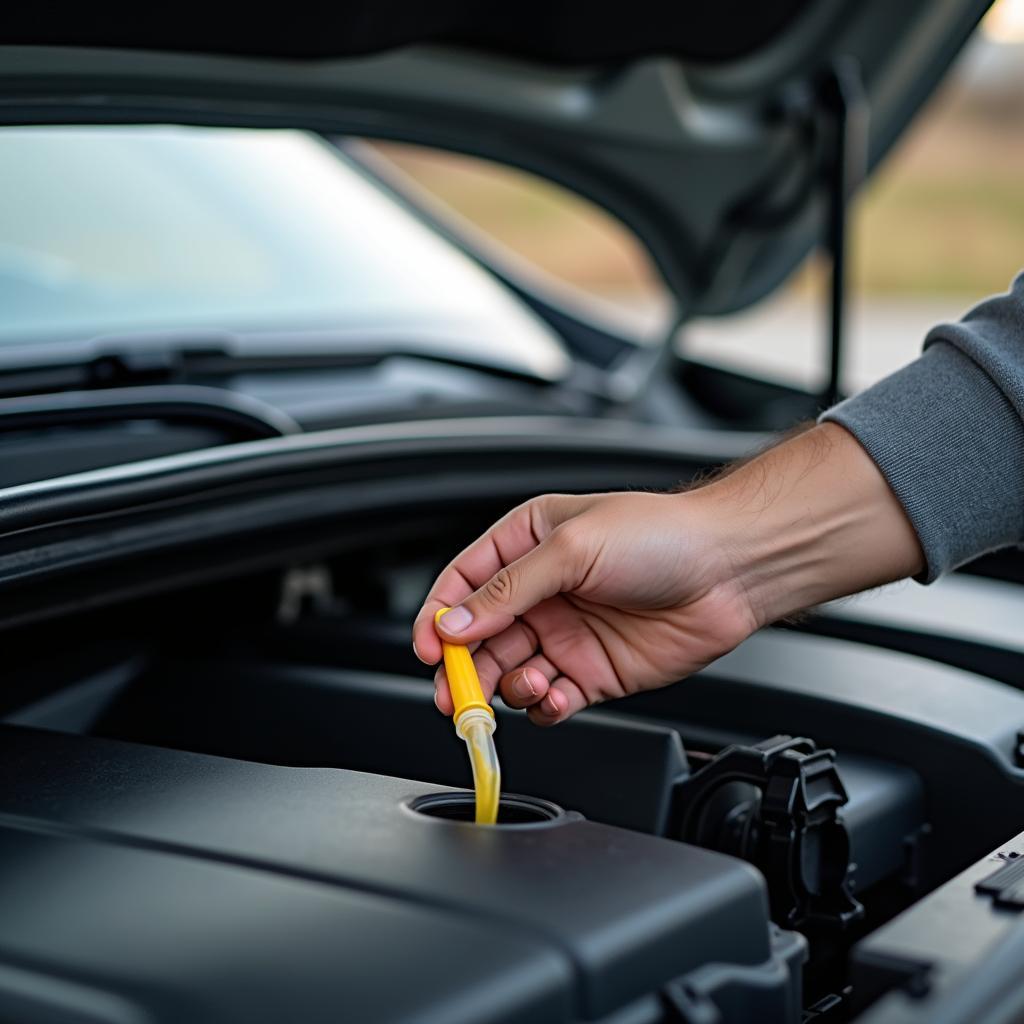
[411,424,923,725]
[412,488,757,725]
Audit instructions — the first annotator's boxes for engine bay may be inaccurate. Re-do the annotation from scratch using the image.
[0,1,1018,1013]
[1,494,1023,1024]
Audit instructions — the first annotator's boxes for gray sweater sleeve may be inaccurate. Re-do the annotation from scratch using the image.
[821,273,1024,582]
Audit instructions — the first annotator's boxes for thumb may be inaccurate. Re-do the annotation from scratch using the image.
[435,531,578,644]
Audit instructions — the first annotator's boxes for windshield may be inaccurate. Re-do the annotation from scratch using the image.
[0,126,566,375]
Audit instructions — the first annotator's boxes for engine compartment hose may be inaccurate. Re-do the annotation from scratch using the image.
[435,607,501,825]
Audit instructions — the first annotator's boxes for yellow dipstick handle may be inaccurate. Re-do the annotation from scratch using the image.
[435,607,500,825]
[435,608,494,722]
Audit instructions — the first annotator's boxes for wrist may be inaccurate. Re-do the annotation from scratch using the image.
[692,423,925,628]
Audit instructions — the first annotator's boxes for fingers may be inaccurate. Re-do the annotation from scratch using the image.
[432,512,595,648]
[417,499,549,661]
[433,619,539,714]
[413,566,478,667]
[431,620,591,728]
[412,495,590,663]
[498,650,557,709]
[415,493,604,725]
[499,666,550,709]
[433,668,454,716]
[434,539,569,647]
[526,676,590,727]
[498,650,590,727]
[474,620,541,695]
[435,662,587,727]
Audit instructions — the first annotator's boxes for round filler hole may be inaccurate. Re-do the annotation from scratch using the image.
[410,792,564,825]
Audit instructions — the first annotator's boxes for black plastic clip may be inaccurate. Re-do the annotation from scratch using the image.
[975,853,1024,910]
[670,735,864,929]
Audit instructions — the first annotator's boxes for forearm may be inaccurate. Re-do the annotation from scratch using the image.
[822,272,1024,580]
[691,422,925,629]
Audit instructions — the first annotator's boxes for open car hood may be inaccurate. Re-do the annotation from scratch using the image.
[0,1,991,317]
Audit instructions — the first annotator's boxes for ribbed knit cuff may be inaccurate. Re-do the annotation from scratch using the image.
[821,341,1024,582]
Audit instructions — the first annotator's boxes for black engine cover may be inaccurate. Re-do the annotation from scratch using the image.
[0,725,783,1023]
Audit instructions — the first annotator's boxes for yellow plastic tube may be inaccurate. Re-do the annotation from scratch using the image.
[435,607,501,825]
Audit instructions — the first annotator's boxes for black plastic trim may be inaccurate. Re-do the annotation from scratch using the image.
[0,417,761,540]
[0,385,300,440]
[0,418,763,628]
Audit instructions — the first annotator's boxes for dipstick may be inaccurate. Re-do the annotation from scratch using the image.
[435,608,501,825]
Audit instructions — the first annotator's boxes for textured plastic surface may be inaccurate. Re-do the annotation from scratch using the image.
[851,828,1024,1023]
[93,660,688,833]
[622,628,1024,887]
[0,725,772,1021]
[88,658,924,904]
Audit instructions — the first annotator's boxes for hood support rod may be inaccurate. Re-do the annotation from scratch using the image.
[819,60,868,409]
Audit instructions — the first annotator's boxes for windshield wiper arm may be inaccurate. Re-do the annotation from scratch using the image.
[0,385,300,440]
[0,328,582,400]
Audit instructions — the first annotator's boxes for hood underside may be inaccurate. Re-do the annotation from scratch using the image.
[0,1,992,317]
[3,4,814,64]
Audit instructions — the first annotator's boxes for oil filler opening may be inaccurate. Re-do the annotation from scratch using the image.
[410,792,564,825]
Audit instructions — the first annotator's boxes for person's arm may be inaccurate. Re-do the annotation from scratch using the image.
[824,273,1024,580]
[691,421,925,627]
[413,273,1024,726]
[412,422,923,725]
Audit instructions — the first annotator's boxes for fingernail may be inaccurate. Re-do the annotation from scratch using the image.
[412,640,424,663]
[541,694,559,716]
[512,670,535,701]
[439,606,473,634]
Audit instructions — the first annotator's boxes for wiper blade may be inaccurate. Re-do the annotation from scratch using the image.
[0,328,578,399]
[0,332,234,399]
[0,385,300,440]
